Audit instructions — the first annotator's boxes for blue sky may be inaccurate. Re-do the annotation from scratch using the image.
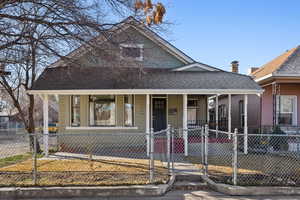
[160,0,300,74]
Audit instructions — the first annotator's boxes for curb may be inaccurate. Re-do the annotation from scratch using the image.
[0,176,176,199]
[201,175,300,196]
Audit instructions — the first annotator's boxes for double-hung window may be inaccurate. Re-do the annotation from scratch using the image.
[276,95,297,125]
[71,95,80,127]
[124,95,134,127]
[89,95,116,126]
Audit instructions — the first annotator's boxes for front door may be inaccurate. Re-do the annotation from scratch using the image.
[152,98,167,132]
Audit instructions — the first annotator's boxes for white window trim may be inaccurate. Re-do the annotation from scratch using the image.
[120,43,144,61]
[276,95,297,126]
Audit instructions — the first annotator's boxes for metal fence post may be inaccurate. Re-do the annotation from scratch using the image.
[204,124,209,176]
[201,126,205,170]
[171,128,175,174]
[149,128,154,183]
[32,134,37,185]
[167,124,171,175]
[233,128,238,186]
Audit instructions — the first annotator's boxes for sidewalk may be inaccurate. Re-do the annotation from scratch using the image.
[23,190,300,200]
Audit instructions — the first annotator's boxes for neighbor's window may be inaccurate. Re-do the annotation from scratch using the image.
[120,44,143,61]
[239,100,244,128]
[187,98,201,126]
[218,104,227,120]
[124,95,134,126]
[89,95,116,126]
[71,95,80,127]
[276,95,297,125]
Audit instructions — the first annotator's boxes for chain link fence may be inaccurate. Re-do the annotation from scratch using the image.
[236,133,300,186]
[205,129,234,185]
[0,130,171,186]
[2,125,300,187]
[201,126,300,187]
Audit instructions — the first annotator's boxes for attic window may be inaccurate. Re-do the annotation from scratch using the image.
[120,44,143,61]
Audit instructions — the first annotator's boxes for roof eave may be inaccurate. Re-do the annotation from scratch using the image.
[27,89,264,95]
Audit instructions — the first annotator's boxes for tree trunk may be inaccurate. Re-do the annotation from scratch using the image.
[28,94,41,153]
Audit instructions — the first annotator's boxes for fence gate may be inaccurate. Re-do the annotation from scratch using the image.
[168,127,205,173]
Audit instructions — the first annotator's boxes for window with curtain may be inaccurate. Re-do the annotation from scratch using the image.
[89,95,116,126]
[276,95,297,125]
[124,95,134,126]
[71,95,80,126]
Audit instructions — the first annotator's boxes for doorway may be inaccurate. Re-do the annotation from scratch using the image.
[152,98,167,132]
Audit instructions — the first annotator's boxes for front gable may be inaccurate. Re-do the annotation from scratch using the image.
[76,26,187,69]
[274,46,300,76]
[51,17,195,69]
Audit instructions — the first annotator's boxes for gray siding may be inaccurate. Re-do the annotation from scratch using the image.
[76,27,185,69]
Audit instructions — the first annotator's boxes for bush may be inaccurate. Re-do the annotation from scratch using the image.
[270,126,288,151]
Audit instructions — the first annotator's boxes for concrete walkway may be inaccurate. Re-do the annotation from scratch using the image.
[23,190,300,200]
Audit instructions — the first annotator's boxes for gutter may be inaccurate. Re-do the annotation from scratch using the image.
[27,89,264,95]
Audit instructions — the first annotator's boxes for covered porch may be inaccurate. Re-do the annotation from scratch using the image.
[29,90,260,157]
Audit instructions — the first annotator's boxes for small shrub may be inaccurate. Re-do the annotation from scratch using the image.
[270,126,288,151]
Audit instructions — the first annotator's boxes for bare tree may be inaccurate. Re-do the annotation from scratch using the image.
[0,0,167,151]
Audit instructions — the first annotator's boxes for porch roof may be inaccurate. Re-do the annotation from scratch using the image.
[29,66,263,95]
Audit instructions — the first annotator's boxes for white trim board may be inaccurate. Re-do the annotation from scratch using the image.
[28,89,264,95]
[254,73,300,83]
[172,63,219,72]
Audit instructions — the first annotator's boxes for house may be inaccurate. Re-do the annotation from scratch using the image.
[0,89,21,132]
[211,61,261,133]
[251,46,300,133]
[27,17,262,155]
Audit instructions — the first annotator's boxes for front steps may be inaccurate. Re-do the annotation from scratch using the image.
[172,174,210,191]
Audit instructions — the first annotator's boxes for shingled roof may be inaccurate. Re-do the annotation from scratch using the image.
[31,66,261,91]
[251,46,300,80]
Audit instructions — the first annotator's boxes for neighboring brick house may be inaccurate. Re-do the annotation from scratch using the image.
[28,17,262,154]
[251,46,300,132]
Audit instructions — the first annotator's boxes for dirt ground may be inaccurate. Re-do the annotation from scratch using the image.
[0,156,169,186]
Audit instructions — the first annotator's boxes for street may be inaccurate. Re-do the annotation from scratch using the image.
[0,135,30,159]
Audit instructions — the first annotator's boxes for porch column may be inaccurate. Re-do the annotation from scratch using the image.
[215,95,219,137]
[244,94,248,154]
[183,94,188,156]
[228,94,232,134]
[43,94,49,157]
[146,94,150,156]
[207,96,210,125]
